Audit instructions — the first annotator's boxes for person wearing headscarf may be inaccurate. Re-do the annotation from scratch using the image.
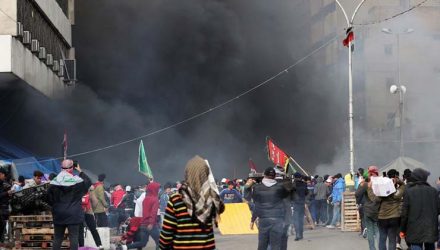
[47,159,91,250]
[159,156,224,250]
[400,168,440,250]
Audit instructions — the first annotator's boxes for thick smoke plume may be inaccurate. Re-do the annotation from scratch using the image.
[1,0,438,185]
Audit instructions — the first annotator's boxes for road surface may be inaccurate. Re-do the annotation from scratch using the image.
[145,227,372,250]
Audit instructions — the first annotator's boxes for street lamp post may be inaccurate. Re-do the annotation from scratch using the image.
[382,28,413,157]
[335,0,367,174]
[390,85,407,156]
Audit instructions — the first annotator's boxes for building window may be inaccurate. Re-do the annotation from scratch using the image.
[384,44,393,55]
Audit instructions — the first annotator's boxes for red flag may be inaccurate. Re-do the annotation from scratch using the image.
[62,130,67,160]
[266,137,289,168]
[248,158,257,173]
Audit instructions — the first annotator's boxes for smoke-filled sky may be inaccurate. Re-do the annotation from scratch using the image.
[1,0,439,185]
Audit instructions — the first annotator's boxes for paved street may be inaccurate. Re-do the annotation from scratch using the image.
[145,227,370,250]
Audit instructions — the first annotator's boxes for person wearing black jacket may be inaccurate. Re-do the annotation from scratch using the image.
[0,168,12,244]
[292,172,308,241]
[251,167,291,250]
[400,168,440,250]
[47,160,92,250]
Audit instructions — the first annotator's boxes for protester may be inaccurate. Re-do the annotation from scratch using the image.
[79,187,103,249]
[159,182,173,226]
[24,170,44,188]
[355,168,366,237]
[11,175,25,192]
[219,181,243,203]
[327,173,345,228]
[400,168,440,250]
[292,172,308,240]
[356,166,380,250]
[0,168,12,244]
[47,159,91,250]
[93,174,109,227]
[368,169,405,250]
[159,155,224,250]
[314,176,329,226]
[251,167,291,249]
[111,184,127,231]
[122,185,135,218]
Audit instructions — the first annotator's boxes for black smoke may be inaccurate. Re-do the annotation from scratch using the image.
[0,0,349,184]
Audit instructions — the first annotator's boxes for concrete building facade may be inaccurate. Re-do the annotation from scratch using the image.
[0,0,75,98]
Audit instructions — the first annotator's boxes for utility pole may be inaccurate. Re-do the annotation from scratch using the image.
[335,0,367,174]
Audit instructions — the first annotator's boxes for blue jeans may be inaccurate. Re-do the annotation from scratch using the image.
[411,243,435,250]
[316,199,327,224]
[293,202,305,239]
[127,226,160,250]
[310,200,317,222]
[365,215,379,250]
[257,218,284,250]
[330,202,340,226]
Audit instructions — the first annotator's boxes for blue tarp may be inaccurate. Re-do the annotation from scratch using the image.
[12,157,60,179]
[0,138,61,178]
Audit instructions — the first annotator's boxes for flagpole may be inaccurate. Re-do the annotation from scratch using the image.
[335,0,366,175]
[289,156,309,177]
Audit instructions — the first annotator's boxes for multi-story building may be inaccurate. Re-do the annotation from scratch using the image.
[0,0,75,98]
[309,0,440,137]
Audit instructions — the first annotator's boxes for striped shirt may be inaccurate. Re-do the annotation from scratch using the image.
[159,193,216,250]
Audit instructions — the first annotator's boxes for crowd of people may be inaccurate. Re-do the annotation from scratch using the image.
[0,157,439,250]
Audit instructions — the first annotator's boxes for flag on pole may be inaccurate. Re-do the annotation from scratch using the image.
[266,137,289,171]
[248,158,257,173]
[342,27,355,51]
[138,140,153,179]
[61,130,67,160]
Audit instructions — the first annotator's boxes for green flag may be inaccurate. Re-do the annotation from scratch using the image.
[138,140,153,179]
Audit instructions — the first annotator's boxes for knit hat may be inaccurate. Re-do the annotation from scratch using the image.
[410,168,430,182]
[264,167,276,178]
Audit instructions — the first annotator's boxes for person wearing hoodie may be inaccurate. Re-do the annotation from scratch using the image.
[47,159,91,250]
[314,176,329,225]
[327,173,345,228]
[368,169,405,250]
[251,167,291,250]
[400,168,440,250]
[111,184,127,231]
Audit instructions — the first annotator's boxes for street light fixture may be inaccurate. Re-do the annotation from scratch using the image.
[389,84,406,157]
[382,28,413,157]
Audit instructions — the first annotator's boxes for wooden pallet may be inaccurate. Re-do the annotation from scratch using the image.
[9,215,52,223]
[341,192,360,232]
[10,214,70,249]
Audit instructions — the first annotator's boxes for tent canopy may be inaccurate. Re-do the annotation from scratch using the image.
[381,156,425,175]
